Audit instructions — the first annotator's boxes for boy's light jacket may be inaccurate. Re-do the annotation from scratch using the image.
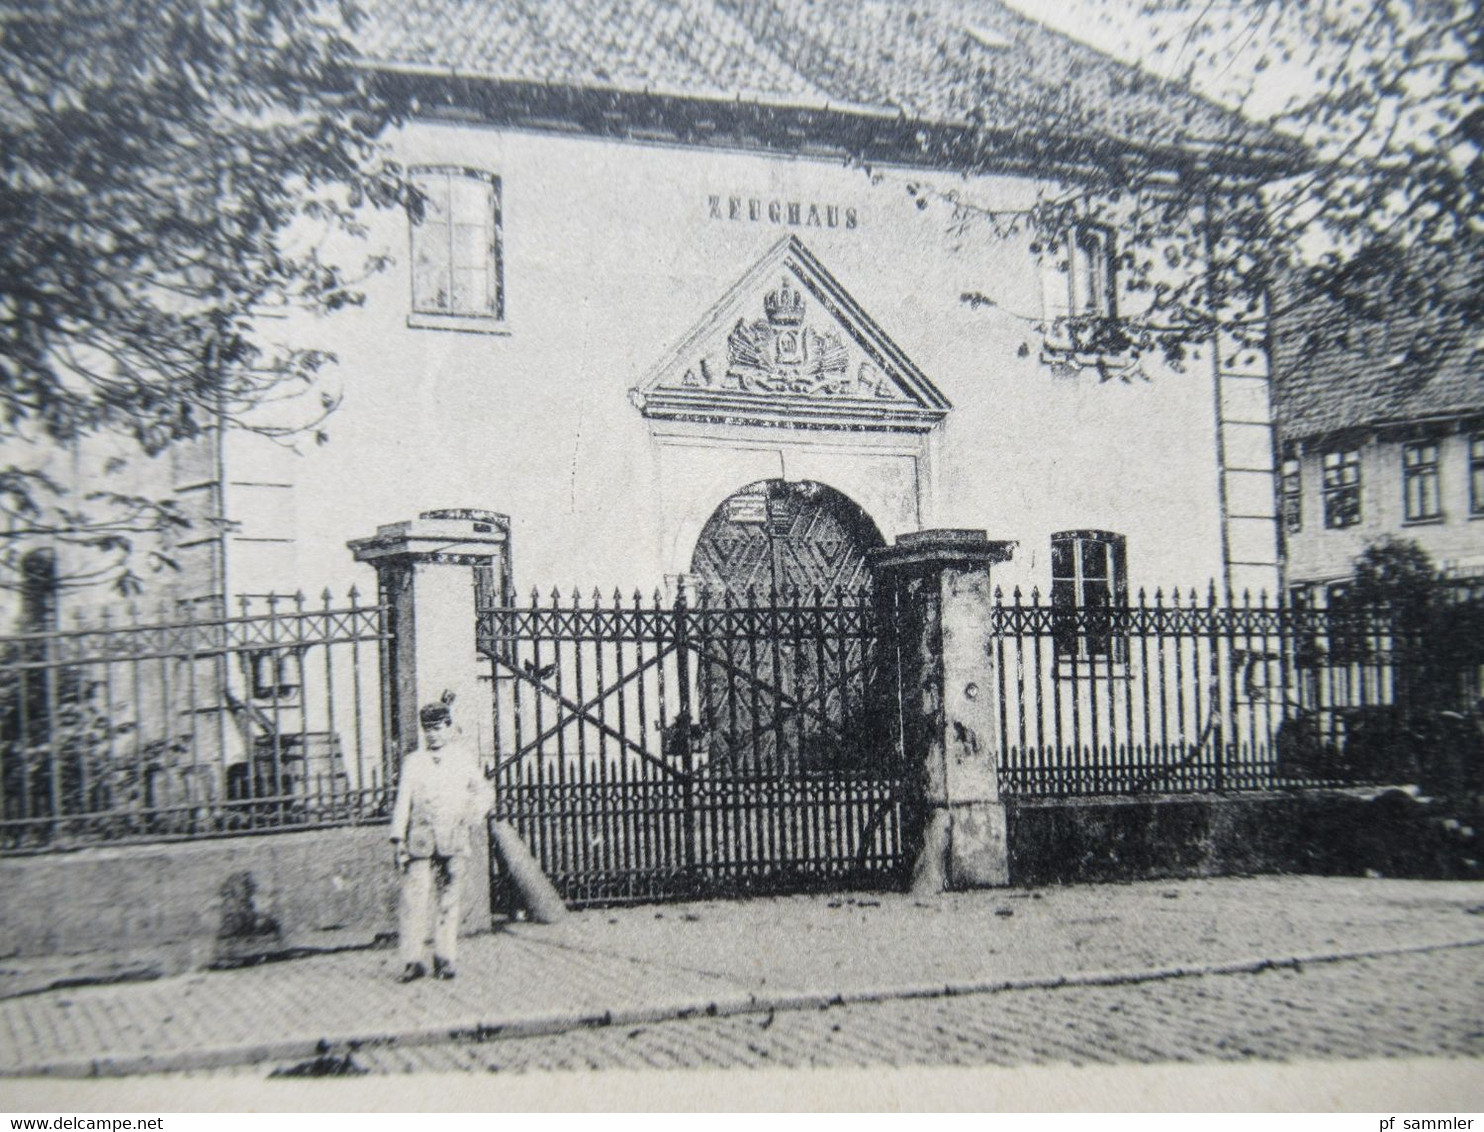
[390,741,492,858]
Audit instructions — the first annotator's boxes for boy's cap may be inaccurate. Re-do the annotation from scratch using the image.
[419,702,452,726]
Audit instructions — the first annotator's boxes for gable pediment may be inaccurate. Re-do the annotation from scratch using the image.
[631,236,950,432]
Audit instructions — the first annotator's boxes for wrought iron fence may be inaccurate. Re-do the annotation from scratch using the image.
[477,586,904,906]
[0,589,392,853]
[989,584,1481,797]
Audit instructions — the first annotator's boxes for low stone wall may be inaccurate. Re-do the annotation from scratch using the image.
[0,821,493,968]
[1005,788,1473,886]
[2,791,1466,972]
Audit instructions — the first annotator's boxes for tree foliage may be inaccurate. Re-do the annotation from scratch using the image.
[903,0,1481,381]
[0,0,405,591]
[1350,534,1439,613]
[1133,0,1481,347]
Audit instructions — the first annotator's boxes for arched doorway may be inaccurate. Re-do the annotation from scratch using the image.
[690,479,885,596]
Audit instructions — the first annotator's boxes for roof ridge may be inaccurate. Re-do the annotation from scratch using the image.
[355,0,1298,169]
[985,0,1281,147]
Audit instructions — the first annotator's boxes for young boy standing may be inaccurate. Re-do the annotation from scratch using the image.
[389,696,492,982]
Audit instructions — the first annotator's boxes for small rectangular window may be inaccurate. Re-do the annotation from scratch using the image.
[1471,434,1484,516]
[1280,456,1302,533]
[1321,449,1362,529]
[1050,530,1127,661]
[1069,224,1116,320]
[410,167,503,323]
[1402,441,1442,522]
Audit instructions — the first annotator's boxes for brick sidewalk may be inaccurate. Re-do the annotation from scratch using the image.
[3,875,1483,1077]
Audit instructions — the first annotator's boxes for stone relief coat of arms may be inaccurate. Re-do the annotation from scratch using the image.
[680,279,896,400]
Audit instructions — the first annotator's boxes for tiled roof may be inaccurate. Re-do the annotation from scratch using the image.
[356,0,1289,164]
[1273,300,1484,439]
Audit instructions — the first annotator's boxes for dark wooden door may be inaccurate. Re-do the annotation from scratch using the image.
[690,480,883,597]
[688,480,889,776]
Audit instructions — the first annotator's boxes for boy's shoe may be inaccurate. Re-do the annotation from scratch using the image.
[432,958,457,980]
[397,961,428,983]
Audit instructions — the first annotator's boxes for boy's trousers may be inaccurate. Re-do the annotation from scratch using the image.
[398,852,465,966]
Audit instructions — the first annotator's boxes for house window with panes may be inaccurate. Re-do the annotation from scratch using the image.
[1280,454,1303,533]
[1321,449,1362,529]
[1050,530,1127,662]
[409,167,503,323]
[1323,581,1368,664]
[1402,441,1442,522]
[1471,434,1484,516]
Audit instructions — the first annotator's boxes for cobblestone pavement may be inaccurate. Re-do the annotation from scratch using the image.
[259,947,1484,1075]
[6,876,1484,1078]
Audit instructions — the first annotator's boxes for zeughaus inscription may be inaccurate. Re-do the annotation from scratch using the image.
[708,195,859,229]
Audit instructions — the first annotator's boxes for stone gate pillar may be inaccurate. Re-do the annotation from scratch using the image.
[870,530,1015,893]
[347,509,510,772]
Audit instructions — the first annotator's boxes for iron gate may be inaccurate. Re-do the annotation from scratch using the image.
[477,586,905,908]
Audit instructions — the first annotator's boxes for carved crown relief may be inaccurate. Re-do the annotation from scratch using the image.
[676,279,902,402]
[634,237,948,432]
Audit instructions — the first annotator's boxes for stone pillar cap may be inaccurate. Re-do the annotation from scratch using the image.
[347,509,510,563]
[419,508,508,526]
[869,529,1016,572]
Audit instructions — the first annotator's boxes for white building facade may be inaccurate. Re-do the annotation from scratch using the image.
[13,0,1295,623]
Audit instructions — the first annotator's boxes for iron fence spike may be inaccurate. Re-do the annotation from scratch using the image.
[321,587,334,604]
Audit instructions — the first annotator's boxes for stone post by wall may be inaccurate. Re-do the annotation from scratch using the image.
[347,509,510,775]
[870,529,1015,893]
